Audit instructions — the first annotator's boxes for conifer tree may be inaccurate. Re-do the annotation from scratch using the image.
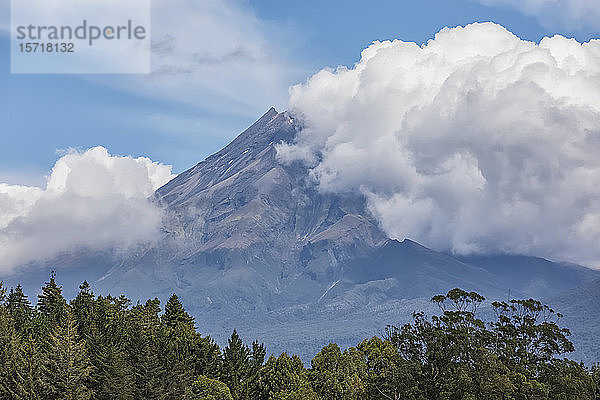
[41,313,93,400]
[128,326,165,399]
[161,294,198,397]
[164,293,195,329]
[37,271,68,328]
[89,339,134,400]
[3,335,45,400]
[250,340,266,371]
[6,285,34,335]
[128,299,167,399]
[0,299,32,399]
[86,295,133,400]
[222,329,251,400]
[70,280,95,339]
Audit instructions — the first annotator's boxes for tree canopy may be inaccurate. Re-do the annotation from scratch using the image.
[0,276,596,400]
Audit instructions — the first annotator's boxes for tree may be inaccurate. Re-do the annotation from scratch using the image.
[222,329,250,400]
[385,288,577,399]
[250,340,267,372]
[163,293,195,329]
[490,298,574,372]
[37,272,68,328]
[253,353,309,400]
[310,343,366,400]
[186,375,232,400]
[70,281,95,339]
[6,285,34,336]
[357,336,422,400]
[2,336,45,400]
[540,359,595,399]
[0,299,44,400]
[273,386,320,400]
[41,313,93,400]
[127,299,167,400]
[161,295,201,398]
[87,295,133,400]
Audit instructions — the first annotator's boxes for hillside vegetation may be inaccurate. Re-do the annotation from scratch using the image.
[0,273,598,400]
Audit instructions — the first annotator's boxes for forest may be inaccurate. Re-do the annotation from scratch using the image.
[0,272,598,400]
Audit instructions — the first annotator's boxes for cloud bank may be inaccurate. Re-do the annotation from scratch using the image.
[477,0,600,31]
[0,147,174,273]
[278,22,600,266]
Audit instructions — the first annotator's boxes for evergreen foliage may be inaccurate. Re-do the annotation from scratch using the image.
[0,276,597,400]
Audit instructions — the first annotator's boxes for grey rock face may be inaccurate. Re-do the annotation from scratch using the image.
[98,109,389,311]
[89,109,599,361]
[7,108,600,362]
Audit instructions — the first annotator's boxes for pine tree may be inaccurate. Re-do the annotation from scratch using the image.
[6,285,34,335]
[126,299,168,399]
[41,313,93,400]
[37,271,68,328]
[190,334,222,380]
[2,335,45,400]
[0,301,33,399]
[87,295,133,400]
[70,281,95,339]
[128,325,166,400]
[163,293,195,329]
[221,329,250,400]
[89,338,134,400]
[160,294,198,398]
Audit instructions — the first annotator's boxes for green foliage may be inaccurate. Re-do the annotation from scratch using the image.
[310,343,366,400]
[540,359,595,399]
[253,353,308,400]
[41,312,93,400]
[272,386,320,400]
[186,375,233,400]
[385,288,591,399]
[164,293,195,329]
[127,299,167,400]
[37,271,68,328]
[0,276,597,400]
[6,285,34,336]
[357,336,422,399]
[222,329,251,399]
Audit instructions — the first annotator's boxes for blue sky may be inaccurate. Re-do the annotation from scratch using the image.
[2,0,599,185]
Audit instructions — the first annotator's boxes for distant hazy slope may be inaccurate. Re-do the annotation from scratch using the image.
[4,108,600,363]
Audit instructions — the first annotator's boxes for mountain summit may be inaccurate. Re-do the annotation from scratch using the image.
[86,109,599,359]
[9,109,600,361]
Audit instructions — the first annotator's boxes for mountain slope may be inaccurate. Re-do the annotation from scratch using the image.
[4,108,599,362]
[549,279,600,363]
[84,109,599,360]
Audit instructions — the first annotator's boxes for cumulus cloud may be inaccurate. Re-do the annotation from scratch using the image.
[0,147,174,273]
[476,0,600,31]
[278,22,600,266]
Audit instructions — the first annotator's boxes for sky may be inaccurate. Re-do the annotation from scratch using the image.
[1,0,600,270]
[2,0,599,183]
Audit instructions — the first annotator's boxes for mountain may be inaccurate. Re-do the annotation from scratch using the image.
[549,279,600,363]
[5,108,600,362]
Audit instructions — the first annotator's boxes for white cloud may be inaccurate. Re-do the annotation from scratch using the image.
[476,0,600,31]
[278,22,600,266]
[3,0,304,118]
[107,0,304,118]
[0,147,174,273]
